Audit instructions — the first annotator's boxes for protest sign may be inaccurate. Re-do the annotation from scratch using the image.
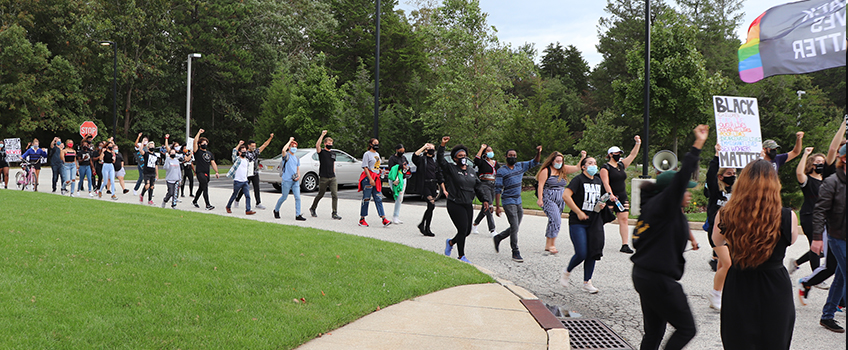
[4,138,21,163]
[714,96,763,168]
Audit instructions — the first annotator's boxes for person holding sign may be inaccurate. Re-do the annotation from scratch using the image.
[762,131,804,172]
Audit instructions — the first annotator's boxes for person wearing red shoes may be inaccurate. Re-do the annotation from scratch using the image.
[225,142,256,215]
[358,138,391,227]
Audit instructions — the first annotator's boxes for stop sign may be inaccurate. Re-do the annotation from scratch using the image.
[79,121,98,138]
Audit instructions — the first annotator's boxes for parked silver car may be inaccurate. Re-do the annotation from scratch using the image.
[257,149,363,192]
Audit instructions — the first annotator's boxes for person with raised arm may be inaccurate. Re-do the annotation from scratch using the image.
[471,144,499,236]
[536,150,585,254]
[274,137,305,221]
[599,135,641,254]
[310,130,342,220]
[233,133,274,210]
[191,129,219,210]
[438,136,490,263]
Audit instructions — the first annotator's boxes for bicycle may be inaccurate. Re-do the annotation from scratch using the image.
[15,158,38,191]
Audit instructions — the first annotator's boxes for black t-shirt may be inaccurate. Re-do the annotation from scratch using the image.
[142,152,160,175]
[602,161,627,197]
[318,149,336,178]
[77,146,92,165]
[799,176,823,216]
[567,173,604,225]
[388,153,410,178]
[115,152,124,171]
[474,156,498,175]
[195,149,214,174]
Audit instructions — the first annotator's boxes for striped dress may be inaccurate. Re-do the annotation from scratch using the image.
[542,173,568,238]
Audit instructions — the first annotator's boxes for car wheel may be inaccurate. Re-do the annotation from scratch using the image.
[301,173,319,192]
[272,183,282,192]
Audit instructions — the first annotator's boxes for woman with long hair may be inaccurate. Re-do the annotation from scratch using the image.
[98,138,118,200]
[536,150,585,254]
[60,139,77,196]
[0,140,9,189]
[599,135,641,254]
[706,144,736,311]
[712,160,798,349]
[561,156,604,293]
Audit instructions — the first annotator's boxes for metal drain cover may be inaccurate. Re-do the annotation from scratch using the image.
[559,318,634,350]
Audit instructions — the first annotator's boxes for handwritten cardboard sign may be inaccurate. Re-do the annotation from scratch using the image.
[713,96,762,168]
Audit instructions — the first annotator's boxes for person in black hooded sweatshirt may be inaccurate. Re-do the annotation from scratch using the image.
[630,124,708,350]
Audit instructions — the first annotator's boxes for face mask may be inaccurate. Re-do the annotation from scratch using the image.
[456,157,467,166]
[175,145,181,151]
[586,165,599,176]
[553,162,563,170]
[200,144,208,150]
[32,145,38,149]
[113,148,118,153]
[486,151,494,159]
[325,144,332,149]
[108,146,113,150]
[813,164,824,174]
[290,147,298,153]
[722,176,736,187]
[506,157,517,165]
[397,151,404,157]
[57,143,63,148]
[767,149,777,159]
[426,149,435,156]
[0,144,4,149]
[67,143,73,148]
[371,144,380,151]
[612,154,621,162]
[170,153,177,159]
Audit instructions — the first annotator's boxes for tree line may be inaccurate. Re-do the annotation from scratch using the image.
[0,0,844,176]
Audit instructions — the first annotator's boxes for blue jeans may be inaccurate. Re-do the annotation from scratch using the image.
[77,165,93,192]
[274,179,301,215]
[134,165,144,191]
[360,178,385,217]
[567,224,596,282]
[822,237,846,320]
[61,163,76,194]
[99,163,115,194]
[227,180,251,211]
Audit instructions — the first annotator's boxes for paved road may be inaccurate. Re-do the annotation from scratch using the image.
[28,169,848,349]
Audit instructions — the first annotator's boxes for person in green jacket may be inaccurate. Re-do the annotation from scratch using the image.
[388,144,410,224]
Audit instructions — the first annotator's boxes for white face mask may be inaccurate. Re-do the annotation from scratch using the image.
[553,162,563,170]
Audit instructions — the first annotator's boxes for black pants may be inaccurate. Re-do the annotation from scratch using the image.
[632,266,696,350]
[802,239,836,287]
[473,180,496,231]
[181,165,194,196]
[94,163,103,189]
[235,175,261,204]
[51,163,62,191]
[194,172,211,206]
[795,216,821,270]
[420,181,437,230]
[446,200,473,258]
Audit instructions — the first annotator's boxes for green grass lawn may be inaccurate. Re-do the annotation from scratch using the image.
[1,191,491,349]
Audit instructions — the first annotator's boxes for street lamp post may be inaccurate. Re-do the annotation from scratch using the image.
[640,0,651,178]
[98,41,117,139]
[374,0,381,139]
[186,53,202,145]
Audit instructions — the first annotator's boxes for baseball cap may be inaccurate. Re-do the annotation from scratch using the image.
[607,146,622,154]
[762,140,780,149]
[655,171,697,192]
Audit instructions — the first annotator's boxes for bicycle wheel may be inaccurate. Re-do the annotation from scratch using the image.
[15,171,25,190]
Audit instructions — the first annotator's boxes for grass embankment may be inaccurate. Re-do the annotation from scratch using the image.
[0,190,492,348]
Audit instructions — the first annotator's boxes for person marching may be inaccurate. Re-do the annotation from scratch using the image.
[113,144,129,194]
[536,150,585,254]
[0,140,10,189]
[98,138,118,200]
[413,143,440,237]
[560,156,604,293]
[388,144,410,224]
[49,137,63,193]
[180,146,194,198]
[599,135,641,254]
[133,133,147,195]
[309,130,342,220]
[358,138,391,227]
[762,131,803,172]
[629,125,708,350]
[788,148,827,276]
[439,136,490,263]
[77,139,95,196]
[226,142,257,215]
[191,129,219,210]
[20,139,48,191]
[233,133,273,210]
[472,144,499,236]
[273,137,306,221]
[60,140,77,196]
[138,139,160,205]
[162,142,183,209]
[705,144,736,311]
[493,146,542,263]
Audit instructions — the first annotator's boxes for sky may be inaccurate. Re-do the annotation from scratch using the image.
[396,0,778,68]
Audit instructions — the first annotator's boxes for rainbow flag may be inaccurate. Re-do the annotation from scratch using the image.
[738,0,845,84]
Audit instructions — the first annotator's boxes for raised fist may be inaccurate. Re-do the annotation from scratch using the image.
[198,129,205,134]
[804,147,814,154]
[796,131,805,139]
[441,136,450,144]
[634,135,641,143]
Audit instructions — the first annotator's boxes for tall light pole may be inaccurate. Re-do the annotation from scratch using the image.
[373,0,381,139]
[98,41,117,139]
[640,1,651,178]
[186,53,201,145]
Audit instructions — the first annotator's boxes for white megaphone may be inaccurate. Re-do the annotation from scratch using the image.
[652,150,678,173]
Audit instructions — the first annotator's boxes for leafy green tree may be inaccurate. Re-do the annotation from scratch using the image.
[285,59,342,141]
[676,0,744,78]
[498,79,572,159]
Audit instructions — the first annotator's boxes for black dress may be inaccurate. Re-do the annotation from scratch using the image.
[720,207,794,350]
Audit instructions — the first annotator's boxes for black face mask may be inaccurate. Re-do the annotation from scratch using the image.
[767,149,777,159]
[506,157,517,166]
[371,144,380,151]
[397,151,404,157]
[170,154,177,159]
[813,164,824,174]
[200,144,208,150]
[455,157,467,166]
[108,146,113,151]
[325,144,332,150]
[612,154,621,162]
[426,149,435,156]
[722,176,736,188]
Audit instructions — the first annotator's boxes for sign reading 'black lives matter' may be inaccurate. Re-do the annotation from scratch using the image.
[714,96,763,168]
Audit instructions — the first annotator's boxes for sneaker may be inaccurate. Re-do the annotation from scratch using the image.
[799,282,812,306]
[471,225,479,234]
[418,222,426,234]
[490,230,497,237]
[161,201,167,208]
[193,202,200,208]
[583,281,599,294]
[709,258,718,272]
[309,208,317,217]
[107,190,112,195]
[233,201,239,208]
[709,289,722,311]
[382,218,392,227]
[122,189,129,194]
[813,281,830,290]
[98,191,102,198]
[820,319,845,333]
[246,211,256,215]
[493,236,503,253]
[620,244,634,254]
[226,207,232,213]
[393,217,403,224]
[148,200,154,205]
[61,189,67,196]
[459,256,471,263]
[139,194,144,202]
[111,195,117,200]
[295,215,306,221]
[423,230,435,237]
[787,258,798,274]
[332,212,342,220]
[256,204,266,210]
[512,251,524,263]
[133,189,137,196]
[559,270,571,287]
[89,192,94,197]
[274,211,280,219]
[177,198,182,203]
[444,239,453,256]
[171,205,177,209]
[359,218,369,227]
[181,193,185,197]
[205,205,215,211]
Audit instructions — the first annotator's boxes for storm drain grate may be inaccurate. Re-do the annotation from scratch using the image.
[559,318,634,350]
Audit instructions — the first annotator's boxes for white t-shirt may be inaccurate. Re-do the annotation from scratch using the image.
[234,157,249,182]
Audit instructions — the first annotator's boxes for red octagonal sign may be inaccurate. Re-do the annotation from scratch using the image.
[80,121,98,138]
